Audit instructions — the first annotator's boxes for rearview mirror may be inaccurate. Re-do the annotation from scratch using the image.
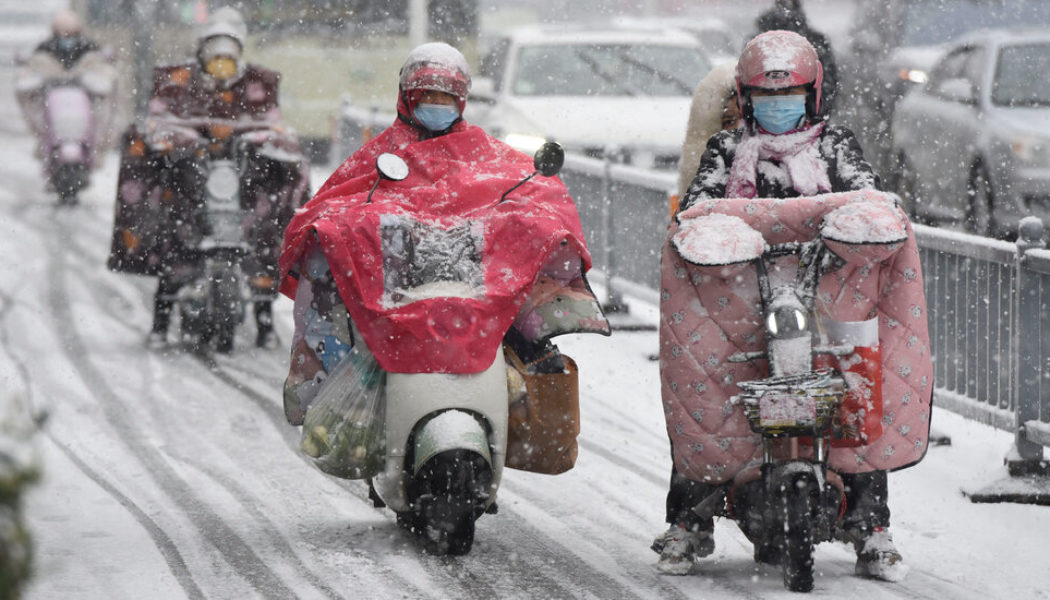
[376,152,409,181]
[368,152,409,203]
[533,141,564,177]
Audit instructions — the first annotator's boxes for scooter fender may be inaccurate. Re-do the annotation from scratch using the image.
[372,348,508,513]
[412,410,492,474]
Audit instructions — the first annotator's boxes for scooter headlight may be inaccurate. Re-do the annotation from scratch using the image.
[766,306,807,337]
[205,164,240,202]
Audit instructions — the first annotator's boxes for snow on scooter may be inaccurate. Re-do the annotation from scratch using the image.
[660,189,933,591]
[280,141,610,555]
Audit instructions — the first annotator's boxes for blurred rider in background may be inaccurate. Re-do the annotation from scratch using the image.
[15,10,117,168]
[36,10,100,69]
[107,7,310,351]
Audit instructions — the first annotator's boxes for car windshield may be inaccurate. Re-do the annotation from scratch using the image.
[512,43,709,97]
[993,43,1050,106]
[899,0,1050,46]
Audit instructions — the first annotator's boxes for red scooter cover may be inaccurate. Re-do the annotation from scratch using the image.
[280,122,591,374]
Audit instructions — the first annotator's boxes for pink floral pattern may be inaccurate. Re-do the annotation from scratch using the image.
[660,190,933,484]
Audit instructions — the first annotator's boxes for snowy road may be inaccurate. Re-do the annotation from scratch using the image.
[3,91,1050,599]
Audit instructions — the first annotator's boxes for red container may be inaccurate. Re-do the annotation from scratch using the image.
[812,317,883,447]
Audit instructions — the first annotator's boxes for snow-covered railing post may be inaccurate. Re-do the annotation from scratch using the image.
[1011,216,1050,478]
[600,150,628,314]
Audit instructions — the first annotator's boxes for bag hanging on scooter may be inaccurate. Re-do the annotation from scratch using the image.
[811,316,883,447]
[299,344,387,479]
[504,346,581,475]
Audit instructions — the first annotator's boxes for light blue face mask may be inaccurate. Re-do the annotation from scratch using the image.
[751,94,807,134]
[413,103,460,132]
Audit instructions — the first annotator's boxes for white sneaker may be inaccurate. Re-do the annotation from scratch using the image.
[854,527,909,582]
[652,525,715,575]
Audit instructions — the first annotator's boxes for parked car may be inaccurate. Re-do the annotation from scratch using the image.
[838,0,1050,181]
[465,24,712,170]
[611,16,743,65]
[891,28,1050,238]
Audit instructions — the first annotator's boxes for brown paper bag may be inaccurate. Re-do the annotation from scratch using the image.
[504,347,580,474]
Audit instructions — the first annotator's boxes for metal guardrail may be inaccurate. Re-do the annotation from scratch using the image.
[332,108,1049,474]
[915,220,1050,473]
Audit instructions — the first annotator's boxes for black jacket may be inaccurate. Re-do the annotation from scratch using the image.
[680,124,879,211]
[36,35,100,70]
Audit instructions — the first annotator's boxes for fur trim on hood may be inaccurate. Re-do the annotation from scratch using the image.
[678,62,737,198]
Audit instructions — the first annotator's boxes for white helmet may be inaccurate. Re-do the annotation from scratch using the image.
[197,7,247,49]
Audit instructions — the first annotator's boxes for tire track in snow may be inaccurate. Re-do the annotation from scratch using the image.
[197,355,505,600]
[42,222,300,599]
[66,269,425,598]
[40,185,492,599]
[0,289,206,599]
[201,356,641,598]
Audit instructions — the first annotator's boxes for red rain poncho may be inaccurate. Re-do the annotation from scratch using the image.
[280,120,591,373]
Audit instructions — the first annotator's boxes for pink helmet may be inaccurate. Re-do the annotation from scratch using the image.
[736,30,824,116]
[399,43,471,114]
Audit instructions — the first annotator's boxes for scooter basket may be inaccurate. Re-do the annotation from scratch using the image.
[737,369,844,436]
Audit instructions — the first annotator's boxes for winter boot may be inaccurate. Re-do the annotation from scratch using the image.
[842,526,909,582]
[148,297,173,350]
[255,301,278,349]
[652,524,715,575]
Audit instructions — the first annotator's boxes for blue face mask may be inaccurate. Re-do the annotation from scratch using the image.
[751,94,807,134]
[413,103,460,132]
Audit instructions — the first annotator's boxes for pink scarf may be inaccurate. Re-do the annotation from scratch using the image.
[726,123,832,199]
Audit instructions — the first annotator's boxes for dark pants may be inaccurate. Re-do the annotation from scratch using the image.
[151,275,273,338]
[664,462,890,534]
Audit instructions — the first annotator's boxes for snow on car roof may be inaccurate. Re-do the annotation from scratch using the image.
[497,23,702,48]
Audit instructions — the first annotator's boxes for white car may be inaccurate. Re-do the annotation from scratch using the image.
[466,24,712,171]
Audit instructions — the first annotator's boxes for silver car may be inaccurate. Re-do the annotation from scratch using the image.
[466,24,711,171]
[891,28,1050,238]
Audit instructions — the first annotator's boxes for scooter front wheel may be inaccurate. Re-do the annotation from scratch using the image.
[779,474,816,592]
[412,449,490,556]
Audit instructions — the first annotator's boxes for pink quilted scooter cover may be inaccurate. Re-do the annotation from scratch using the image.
[660,190,933,484]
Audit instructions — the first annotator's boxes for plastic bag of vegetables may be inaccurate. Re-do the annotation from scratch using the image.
[300,342,387,479]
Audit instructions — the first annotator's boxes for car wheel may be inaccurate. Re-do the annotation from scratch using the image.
[966,163,995,237]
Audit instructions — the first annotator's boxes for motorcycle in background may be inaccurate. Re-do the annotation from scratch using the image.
[14,48,116,205]
[108,116,310,353]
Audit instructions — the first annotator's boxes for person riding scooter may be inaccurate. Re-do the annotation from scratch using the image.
[285,42,576,412]
[106,7,310,351]
[654,30,928,582]
[15,10,117,199]
[279,44,608,552]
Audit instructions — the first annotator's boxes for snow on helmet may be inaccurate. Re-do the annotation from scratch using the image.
[399,42,471,113]
[197,7,247,82]
[736,30,823,117]
[52,10,83,37]
[197,6,247,49]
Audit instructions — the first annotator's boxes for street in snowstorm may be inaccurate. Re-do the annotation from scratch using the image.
[3,0,1050,598]
[2,74,1050,600]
